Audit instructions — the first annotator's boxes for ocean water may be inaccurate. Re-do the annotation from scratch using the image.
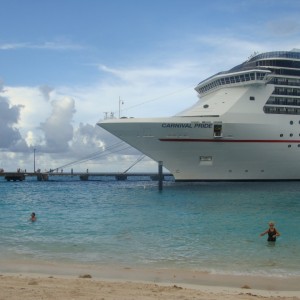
[0,177,299,278]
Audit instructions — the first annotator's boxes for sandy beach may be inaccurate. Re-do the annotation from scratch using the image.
[1,260,300,300]
[1,273,300,300]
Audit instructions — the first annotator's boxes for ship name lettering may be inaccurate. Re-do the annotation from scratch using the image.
[161,123,212,128]
[193,123,212,128]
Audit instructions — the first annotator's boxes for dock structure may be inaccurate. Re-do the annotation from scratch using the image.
[4,173,26,181]
[0,171,173,182]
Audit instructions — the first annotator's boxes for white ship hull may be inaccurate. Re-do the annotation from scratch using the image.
[100,116,300,181]
[99,50,300,181]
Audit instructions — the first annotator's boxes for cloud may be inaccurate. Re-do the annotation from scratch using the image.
[80,61,201,119]
[71,123,106,156]
[0,42,29,50]
[267,19,300,36]
[4,86,52,145]
[0,40,84,51]
[70,123,140,161]
[39,85,54,102]
[0,93,27,151]
[98,63,197,83]
[0,78,169,172]
[40,97,76,152]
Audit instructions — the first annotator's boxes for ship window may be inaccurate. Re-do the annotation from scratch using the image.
[200,156,212,161]
[290,133,293,137]
[199,156,213,166]
[279,98,286,105]
[203,104,209,108]
[279,108,286,114]
[290,121,294,125]
[256,73,262,80]
[250,96,255,101]
[298,144,300,147]
[213,124,222,137]
[288,145,291,148]
[280,134,283,137]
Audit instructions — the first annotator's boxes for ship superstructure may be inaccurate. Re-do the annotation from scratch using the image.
[98,50,300,181]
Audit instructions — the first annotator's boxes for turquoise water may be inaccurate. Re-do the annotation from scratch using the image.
[0,177,299,277]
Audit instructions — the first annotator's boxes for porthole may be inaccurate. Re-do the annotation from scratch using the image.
[290,133,293,137]
[298,144,300,147]
[280,134,283,137]
[290,121,294,125]
[203,104,209,108]
[288,145,291,148]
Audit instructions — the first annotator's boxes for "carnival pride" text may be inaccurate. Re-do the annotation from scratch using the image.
[162,123,212,128]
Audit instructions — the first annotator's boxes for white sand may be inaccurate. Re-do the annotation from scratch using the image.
[0,259,300,300]
[1,259,299,300]
[0,273,299,300]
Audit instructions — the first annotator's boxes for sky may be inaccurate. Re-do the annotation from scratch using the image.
[1,0,300,173]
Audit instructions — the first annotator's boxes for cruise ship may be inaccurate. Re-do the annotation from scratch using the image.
[98,50,300,181]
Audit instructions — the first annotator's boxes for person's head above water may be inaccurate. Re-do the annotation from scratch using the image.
[30,212,36,221]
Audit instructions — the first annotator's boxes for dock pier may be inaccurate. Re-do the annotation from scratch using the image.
[0,171,172,182]
[4,173,26,181]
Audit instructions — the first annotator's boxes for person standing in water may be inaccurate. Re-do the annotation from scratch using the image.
[260,221,280,242]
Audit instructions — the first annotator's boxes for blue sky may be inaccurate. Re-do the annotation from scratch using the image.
[1,0,300,172]
[2,0,299,87]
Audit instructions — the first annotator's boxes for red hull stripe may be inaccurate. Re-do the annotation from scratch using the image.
[159,138,300,143]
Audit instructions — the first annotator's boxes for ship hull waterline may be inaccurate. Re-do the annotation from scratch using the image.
[99,116,300,182]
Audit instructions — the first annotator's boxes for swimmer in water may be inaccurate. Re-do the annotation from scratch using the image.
[260,221,280,242]
[30,212,37,222]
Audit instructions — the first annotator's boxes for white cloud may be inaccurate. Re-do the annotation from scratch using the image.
[0,42,29,50]
[40,97,76,153]
[0,40,84,51]
[4,86,51,145]
[98,63,198,82]
[64,60,202,122]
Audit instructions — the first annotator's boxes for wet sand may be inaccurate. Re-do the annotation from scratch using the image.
[0,260,299,300]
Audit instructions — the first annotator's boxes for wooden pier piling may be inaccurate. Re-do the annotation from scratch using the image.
[80,174,89,181]
[37,173,49,181]
[4,173,25,181]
